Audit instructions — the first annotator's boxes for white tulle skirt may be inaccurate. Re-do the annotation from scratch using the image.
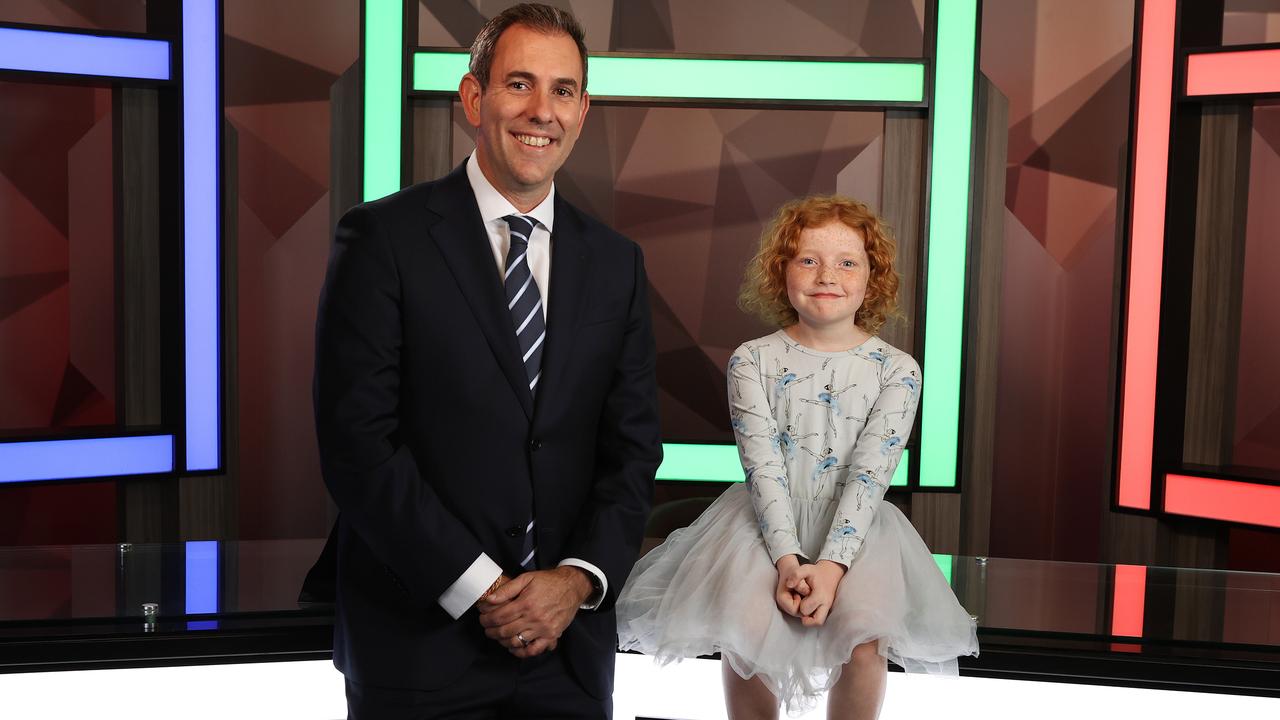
[616,484,979,716]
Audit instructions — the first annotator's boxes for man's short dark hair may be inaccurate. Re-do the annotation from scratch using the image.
[468,3,588,92]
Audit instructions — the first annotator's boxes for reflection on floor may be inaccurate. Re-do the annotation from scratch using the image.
[1,654,1277,719]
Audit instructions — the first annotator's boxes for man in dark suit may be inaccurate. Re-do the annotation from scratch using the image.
[313,4,661,718]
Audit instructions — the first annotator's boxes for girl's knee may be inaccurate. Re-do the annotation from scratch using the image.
[849,641,884,669]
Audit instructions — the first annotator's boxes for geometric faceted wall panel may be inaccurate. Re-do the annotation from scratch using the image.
[224,0,357,539]
[980,0,1136,561]
[0,81,115,431]
[1232,105,1280,475]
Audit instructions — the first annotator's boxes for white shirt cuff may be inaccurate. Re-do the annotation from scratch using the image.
[558,558,607,611]
[437,553,502,620]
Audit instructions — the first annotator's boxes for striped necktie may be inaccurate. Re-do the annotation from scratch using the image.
[502,214,545,398]
[503,214,543,571]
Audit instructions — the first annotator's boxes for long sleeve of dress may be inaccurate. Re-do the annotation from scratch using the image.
[728,345,805,564]
[818,352,921,566]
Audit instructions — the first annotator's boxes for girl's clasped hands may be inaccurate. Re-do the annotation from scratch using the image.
[774,554,848,627]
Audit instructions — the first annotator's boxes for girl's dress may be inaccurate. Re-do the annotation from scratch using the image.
[616,330,979,715]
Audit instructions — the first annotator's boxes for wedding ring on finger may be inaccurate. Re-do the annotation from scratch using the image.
[516,632,530,648]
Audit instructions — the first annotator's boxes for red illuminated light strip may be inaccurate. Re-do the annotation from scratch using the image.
[1186,48,1280,96]
[1164,474,1280,528]
[1111,564,1147,637]
[1118,0,1177,510]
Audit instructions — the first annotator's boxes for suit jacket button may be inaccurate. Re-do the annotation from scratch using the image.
[506,526,522,538]
[529,438,542,452]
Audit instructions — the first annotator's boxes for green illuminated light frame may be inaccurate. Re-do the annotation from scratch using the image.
[413,52,925,103]
[933,553,954,584]
[657,444,912,487]
[918,0,979,488]
[363,0,403,201]
[362,0,980,490]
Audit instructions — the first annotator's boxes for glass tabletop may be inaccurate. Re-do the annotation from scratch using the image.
[945,555,1280,648]
[0,541,1276,650]
[0,539,327,627]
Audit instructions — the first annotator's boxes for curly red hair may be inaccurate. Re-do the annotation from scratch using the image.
[739,195,900,333]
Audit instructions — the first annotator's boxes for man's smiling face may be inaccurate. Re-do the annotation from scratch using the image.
[461,23,589,210]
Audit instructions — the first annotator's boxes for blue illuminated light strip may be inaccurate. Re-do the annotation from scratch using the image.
[0,436,174,484]
[183,0,222,471]
[0,26,170,80]
[184,540,219,615]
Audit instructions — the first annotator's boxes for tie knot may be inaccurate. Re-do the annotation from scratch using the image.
[503,215,537,247]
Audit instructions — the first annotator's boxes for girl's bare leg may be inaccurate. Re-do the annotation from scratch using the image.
[722,655,780,720]
[826,641,886,720]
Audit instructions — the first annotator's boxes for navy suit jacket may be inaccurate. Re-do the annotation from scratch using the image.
[313,162,661,698]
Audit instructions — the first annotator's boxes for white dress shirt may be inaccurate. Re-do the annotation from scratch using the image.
[436,153,608,620]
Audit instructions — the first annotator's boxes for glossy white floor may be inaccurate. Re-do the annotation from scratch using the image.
[1,654,1276,719]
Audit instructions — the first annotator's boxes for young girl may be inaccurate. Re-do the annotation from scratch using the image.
[617,196,978,718]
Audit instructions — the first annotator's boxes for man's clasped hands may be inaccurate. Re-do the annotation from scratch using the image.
[475,566,595,659]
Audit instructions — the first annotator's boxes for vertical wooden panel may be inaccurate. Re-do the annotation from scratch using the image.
[1149,521,1228,642]
[910,493,961,554]
[1100,511,1158,565]
[324,63,364,530]
[118,86,174,543]
[880,110,924,355]
[413,99,454,184]
[1182,104,1251,467]
[902,75,1006,553]
[1144,103,1251,637]
[120,477,175,543]
[958,75,1007,557]
[1141,98,1243,575]
[1169,566,1226,642]
[330,64,362,235]
[119,88,162,429]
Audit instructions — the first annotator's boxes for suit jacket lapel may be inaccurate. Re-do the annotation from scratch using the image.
[426,164,534,419]
[536,197,590,422]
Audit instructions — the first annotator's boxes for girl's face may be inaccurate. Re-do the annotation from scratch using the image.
[784,221,870,332]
